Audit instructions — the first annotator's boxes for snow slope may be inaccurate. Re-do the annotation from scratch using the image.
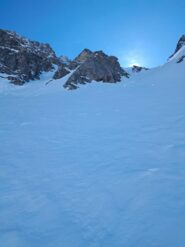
[0,59,185,247]
[168,44,185,62]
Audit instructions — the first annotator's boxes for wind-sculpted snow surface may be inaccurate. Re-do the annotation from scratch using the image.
[0,60,185,247]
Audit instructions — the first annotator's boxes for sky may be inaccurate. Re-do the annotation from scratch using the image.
[1,0,185,67]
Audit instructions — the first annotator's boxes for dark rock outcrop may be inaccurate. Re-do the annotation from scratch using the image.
[0,29,59,84]
[53,65,69,80]
[132,65,149,72]
[63,50,129,89]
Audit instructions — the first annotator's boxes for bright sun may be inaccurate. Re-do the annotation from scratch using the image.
[128,60,141,67]
[129,63,140,67]
[123,49,146,67]
[120,50,146,68]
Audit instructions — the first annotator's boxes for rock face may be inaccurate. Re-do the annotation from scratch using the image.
[0,29,129,88]
[63,50,129,89]
[74,49,93,63]
[53,66,69,80]
[0,29,59,84]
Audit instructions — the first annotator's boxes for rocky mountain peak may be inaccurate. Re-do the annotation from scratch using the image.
[174,35,185,53]
[74,48,93,63]
[63,50,129,90]
[0,29,59,84]
[0,29,56,58]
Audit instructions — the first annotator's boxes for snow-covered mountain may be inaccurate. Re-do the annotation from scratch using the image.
[0,31,185,247]
[1,29,185,90]
[168,35,185,62]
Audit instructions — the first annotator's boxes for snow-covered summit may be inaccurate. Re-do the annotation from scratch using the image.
[168,35,185,63]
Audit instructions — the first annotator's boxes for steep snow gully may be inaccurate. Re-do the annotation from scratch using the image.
[0,33,185,247]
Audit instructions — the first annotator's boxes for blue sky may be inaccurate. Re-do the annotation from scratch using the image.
[1,0,185,67]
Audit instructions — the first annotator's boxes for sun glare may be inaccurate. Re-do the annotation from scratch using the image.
[129,62,141,67]
[121,49,146,68]
[128,58,141,67]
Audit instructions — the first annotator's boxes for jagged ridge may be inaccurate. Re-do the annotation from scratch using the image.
[0,29,128,88]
